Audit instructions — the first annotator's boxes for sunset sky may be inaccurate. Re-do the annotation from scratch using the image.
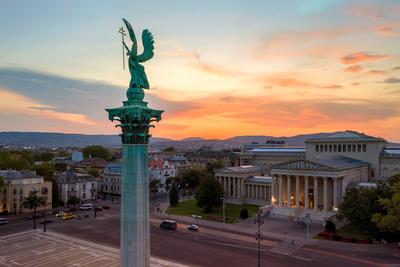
[0,0,399,141]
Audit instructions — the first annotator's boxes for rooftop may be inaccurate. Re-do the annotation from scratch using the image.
[305,131,385,143]
[215,165,264,174]
[271,155,369,171]
[0,170,42,180]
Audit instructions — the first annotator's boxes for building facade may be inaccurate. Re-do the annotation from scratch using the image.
[0,170,52,214]
[101,163,122,195]
[215,166,271,205]
[54,172,97,205]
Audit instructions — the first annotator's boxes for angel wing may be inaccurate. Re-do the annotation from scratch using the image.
[137,29,154,63]
[122,18,137,56]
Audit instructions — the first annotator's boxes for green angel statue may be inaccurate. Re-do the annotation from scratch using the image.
[122,18,154,90]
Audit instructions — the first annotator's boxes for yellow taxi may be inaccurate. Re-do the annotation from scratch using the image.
[62,212,76,220]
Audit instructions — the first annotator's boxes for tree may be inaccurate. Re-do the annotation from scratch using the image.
[149,179,160,196]
[206,160,224,174]
[372,181,400,236]
[23,193,47,230]
[54,162,67,172]
[338,187,381,234]
[34,162,54,181]
[88,168,99,177]
[178,168,206,190]
[82,145,111,161]
[163,147,176,153]
[240,208,249,219]
[325,220,336,233]
[33,151,54,162]
[169,183,179,207]
[195,174,223,213]
[68,196,81,208]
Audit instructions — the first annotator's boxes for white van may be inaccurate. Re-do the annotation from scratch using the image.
[79,203,93,210]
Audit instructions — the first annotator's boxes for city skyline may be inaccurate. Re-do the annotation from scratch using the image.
[0,0,399,141]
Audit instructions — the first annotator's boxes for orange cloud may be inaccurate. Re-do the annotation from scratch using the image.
[368,70,386,75]
[344,65,363,73]
[263,76,342,90]
[340,52,389,64]
[0,89,95,125]
[374,25,400,37]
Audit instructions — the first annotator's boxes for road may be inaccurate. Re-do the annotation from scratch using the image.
[1,204,399,267]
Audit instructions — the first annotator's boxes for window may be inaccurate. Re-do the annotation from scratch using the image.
[343,145,346,152]
[324,145,328,152]
[82,184,86,190]
[82,193,86,199]
[348,144,351,152]
[362,144,367,152]
[371,169,375,178]
[316,145,319,152]
[333,145,337,152]
[329,145,332,152]
[2,189,6,195]
[338,145,341,152]
[13,189,17,195]
[352,144,356,152]
[19,189,23,194]
[357,144,361,152]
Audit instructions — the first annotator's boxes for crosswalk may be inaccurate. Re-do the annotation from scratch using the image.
[269,240,304,255]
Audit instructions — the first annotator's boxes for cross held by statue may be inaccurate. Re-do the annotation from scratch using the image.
[118,26,127,70]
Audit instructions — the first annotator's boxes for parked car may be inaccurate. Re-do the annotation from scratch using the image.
[94,206,103,212]
[187,224,199,231]
[102,205,111,210]
[0,217,8,225]
[79,203,93,210]
[160,220,177,230]
[62,213,76,220]
[40,219,54,224]
[55,211,64,217]
[48,209,60,215]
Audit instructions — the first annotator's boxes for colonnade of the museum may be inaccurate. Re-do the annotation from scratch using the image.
[215,176,271,201]
[271,175,343,212]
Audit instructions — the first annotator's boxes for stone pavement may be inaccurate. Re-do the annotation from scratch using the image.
[0,230,191,267]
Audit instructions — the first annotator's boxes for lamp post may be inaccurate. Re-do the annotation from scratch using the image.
[255,210,264,267]
[220,197,225,224]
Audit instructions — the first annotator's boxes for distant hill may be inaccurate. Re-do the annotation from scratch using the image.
[0,131,398,149]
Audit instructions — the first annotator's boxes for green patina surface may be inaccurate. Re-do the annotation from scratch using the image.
[167,199,260,224]
[107,18,163,144]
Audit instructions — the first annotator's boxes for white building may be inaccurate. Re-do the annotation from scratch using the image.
[149,159,177,192]
[54,172,97,205]
[101,163,122,195]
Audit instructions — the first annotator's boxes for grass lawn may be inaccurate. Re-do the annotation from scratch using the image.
[167,199,259,224]
[336,224,374,240]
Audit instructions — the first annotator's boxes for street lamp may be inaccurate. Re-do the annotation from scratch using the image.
[220,197,225,224]
[254,210,264,267]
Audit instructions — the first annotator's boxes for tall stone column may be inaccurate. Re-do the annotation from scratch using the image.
[295,176,300,208]
[314,177,319,211]
[304,177,309,209]
[228,177,231,197]
[278,175,283,206]
[323,177,328,212]
[107,86,163,267]
[287,176,291,207]
[333,178,338,210]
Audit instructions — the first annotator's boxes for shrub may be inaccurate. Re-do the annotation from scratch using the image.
[325,220,336,233]
[240,208,249,219]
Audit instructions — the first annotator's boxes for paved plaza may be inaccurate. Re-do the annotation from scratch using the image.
[0,230,190,267]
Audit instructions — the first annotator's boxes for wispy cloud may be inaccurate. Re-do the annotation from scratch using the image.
[340,52,389,64]
[381,77,400,84]
[344,65,363,73]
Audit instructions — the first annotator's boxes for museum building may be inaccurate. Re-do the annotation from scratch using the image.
[216,131,400,221]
